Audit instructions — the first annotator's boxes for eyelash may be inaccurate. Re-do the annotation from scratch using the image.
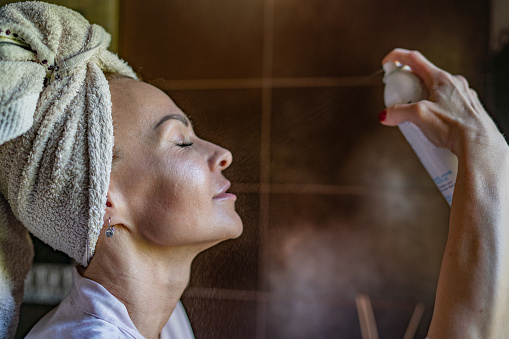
[175,141,193,147]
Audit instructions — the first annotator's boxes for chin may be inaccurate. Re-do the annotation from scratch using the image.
[204,213,244,248]
[228,212,244,239]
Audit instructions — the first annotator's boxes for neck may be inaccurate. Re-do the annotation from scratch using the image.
[83,232,200,339]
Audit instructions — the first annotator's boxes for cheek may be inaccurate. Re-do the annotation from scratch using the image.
[145,156,212,242]
[157,157,208,208]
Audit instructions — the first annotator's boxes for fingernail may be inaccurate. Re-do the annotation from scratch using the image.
[378,110,387,122]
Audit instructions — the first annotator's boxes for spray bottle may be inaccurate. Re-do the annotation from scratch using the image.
[382,61,457,206]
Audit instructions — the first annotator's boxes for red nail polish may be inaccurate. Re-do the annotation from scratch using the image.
[378,110,387,122]
[106,201,112,207]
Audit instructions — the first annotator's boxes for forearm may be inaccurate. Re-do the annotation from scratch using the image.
[429,140,509,338]
[379,48,509,337]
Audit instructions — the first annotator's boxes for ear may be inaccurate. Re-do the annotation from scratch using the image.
[104,175,130,228]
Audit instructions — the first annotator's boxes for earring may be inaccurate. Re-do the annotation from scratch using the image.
[106,217,114,237]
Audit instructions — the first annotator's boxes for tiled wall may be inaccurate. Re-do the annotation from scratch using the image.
[11,0,492,338]
[119,0,489,338]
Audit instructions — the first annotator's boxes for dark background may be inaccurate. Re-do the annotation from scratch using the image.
[13,0,509,338]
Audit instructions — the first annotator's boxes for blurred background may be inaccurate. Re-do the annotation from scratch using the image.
[5,0,509,338]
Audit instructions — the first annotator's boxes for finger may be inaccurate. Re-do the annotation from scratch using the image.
[379,101,429,127]
[453,75,470,91]
[380,101,452,150]
[469,88,480,105]
[453,75,486,115]
[382,49,442,91]
[469,89,486,115]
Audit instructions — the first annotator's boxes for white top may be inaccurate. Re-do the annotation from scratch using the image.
[26,267,195,339]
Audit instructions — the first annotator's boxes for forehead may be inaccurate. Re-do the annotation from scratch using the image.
[109,78,187,131]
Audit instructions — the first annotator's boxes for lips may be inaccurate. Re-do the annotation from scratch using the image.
[213,180,237,200]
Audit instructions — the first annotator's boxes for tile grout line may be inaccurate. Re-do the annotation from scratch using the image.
[257,0,274,337]
[154,76,381,91]
[184,286,428,309]
[232,183,441,196]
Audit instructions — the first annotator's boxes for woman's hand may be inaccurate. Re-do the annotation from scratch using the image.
[380,49,509,339]
[380,48,506,159]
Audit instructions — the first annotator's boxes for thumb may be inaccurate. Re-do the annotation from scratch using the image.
[379,101,450,150]
[379,102,428,127]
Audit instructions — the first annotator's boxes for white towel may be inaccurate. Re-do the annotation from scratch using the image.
[0,2,137,337]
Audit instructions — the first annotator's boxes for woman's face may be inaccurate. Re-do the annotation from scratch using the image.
[107,78,242,249]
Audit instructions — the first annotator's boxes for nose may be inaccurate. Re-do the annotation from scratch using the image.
[210,144,233,172]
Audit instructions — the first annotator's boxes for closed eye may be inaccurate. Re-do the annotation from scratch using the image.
[175,140,193,147]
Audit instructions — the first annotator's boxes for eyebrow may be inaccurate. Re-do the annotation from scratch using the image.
[153,114,190,130]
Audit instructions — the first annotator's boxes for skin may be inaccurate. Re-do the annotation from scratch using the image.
[380,49,509,338]
[82,78,243,339]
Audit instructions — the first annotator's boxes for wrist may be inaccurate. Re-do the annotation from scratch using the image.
[455,121,508,164]
[453,131,509,215]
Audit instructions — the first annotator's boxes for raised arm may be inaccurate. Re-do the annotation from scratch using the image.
[380,49,509,339]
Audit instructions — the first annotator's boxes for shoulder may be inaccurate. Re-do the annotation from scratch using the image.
[26,306,135,339]
[25,267,144,338]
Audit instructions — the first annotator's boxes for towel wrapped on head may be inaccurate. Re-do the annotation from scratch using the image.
[0,2,137,337]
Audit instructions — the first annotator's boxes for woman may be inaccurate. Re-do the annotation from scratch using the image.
[0,2,239,338]
[25,75,242,339]
[0,3,508,339]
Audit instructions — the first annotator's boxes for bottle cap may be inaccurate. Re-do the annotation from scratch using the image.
[383,61,398,74]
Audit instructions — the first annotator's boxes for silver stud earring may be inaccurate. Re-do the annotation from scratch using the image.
[106,217,114,237]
